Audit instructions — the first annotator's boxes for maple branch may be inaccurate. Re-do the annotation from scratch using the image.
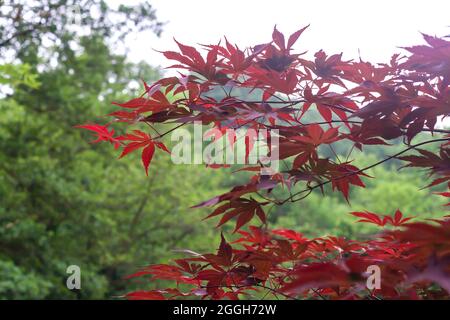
[280,137,450,204]
[199,284,300,300]
[183,92,354,115]
[255,284,300,300]
[269,120,450,134]
[311,288,327,300]
[233,99,356,114]
[152,123,186,139]
[144,122,162,136]
[235,99,307,104]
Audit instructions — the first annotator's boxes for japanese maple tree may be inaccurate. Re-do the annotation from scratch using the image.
[78,26,450,300]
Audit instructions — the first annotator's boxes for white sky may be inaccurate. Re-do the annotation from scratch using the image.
[108,0,450,71]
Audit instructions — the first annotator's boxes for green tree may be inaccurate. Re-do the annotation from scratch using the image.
[0,1,225,299]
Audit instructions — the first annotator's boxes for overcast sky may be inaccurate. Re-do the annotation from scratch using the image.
[109,0,449,70]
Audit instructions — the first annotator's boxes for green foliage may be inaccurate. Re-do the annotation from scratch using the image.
[0,63,40,89]
[0,32,226,299]
[0,259,52,299]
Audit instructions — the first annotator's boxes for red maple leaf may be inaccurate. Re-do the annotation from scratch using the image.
[117,130,169,175]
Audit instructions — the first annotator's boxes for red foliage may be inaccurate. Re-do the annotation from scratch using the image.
[77,26,450,299]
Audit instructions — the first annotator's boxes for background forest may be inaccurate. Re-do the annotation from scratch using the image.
[0,0,447,299]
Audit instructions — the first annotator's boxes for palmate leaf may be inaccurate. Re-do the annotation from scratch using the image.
[116,130,170,176]
[350,210,414,227]
[75,124,121,149]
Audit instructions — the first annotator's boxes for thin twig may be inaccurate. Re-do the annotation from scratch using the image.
[281,137,450,204]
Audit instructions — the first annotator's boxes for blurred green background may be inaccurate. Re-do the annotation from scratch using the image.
[0,1,447,299]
